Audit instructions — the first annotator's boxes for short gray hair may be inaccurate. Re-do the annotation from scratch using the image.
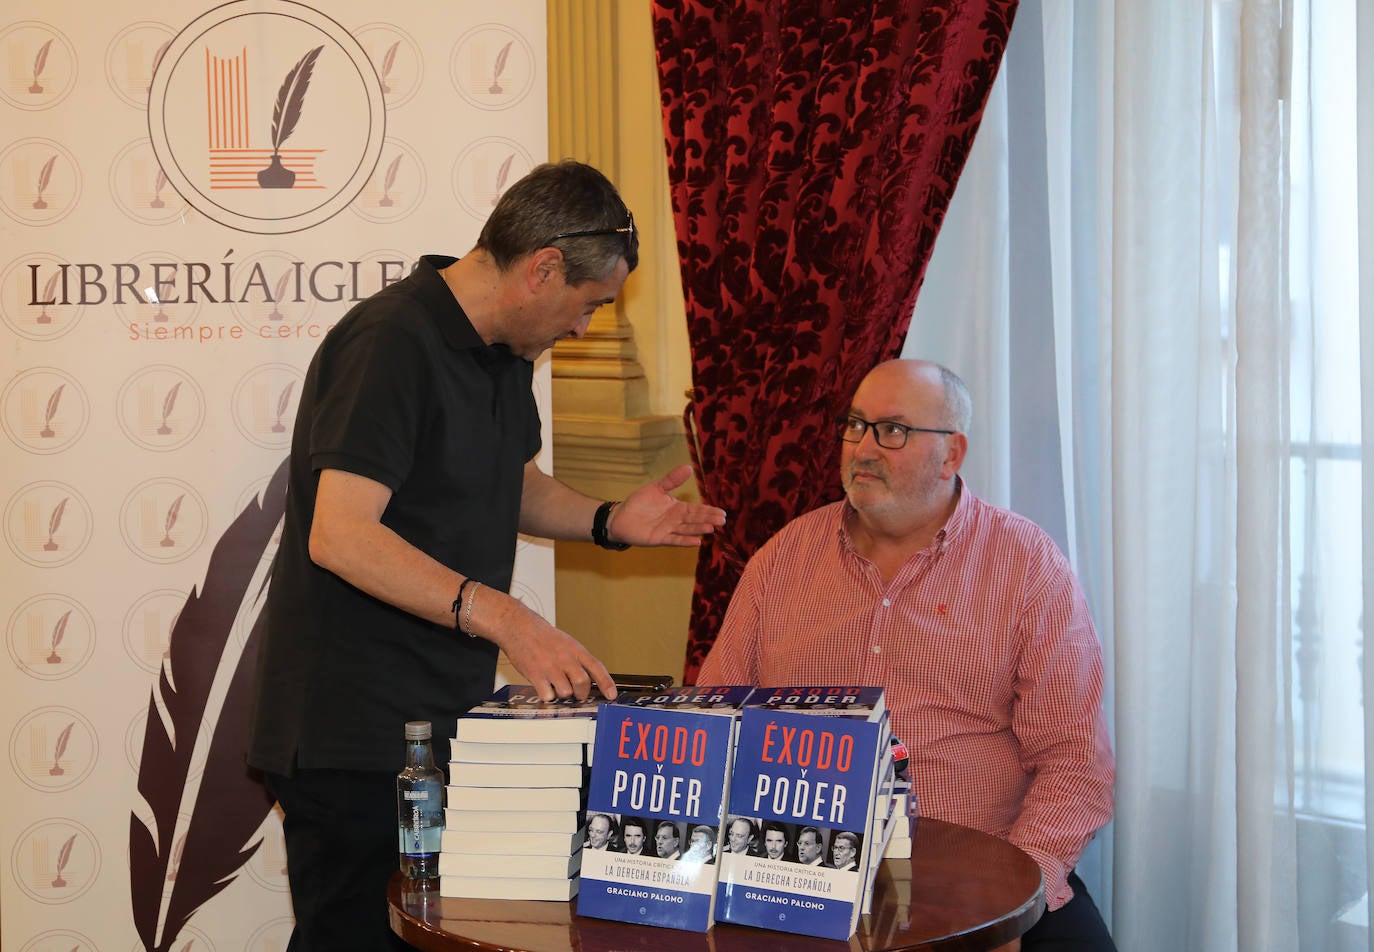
[936,364,972,434]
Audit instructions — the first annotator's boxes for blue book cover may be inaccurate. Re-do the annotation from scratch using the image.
[714,695,889,941]
[577,700,739,932]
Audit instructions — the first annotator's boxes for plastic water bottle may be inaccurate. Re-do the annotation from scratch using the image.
[397,720,444,879]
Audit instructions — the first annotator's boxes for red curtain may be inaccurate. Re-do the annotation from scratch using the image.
[652,0,1019,682]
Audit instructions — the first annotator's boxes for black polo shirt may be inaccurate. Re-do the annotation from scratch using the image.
[248,255,539,774]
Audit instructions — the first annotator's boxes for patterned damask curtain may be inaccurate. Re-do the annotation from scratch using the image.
[652,0,1020,681]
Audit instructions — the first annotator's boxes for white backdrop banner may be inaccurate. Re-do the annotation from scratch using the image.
[1,2,552,948]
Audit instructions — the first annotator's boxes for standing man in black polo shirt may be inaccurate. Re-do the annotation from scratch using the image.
[247,160,725,951]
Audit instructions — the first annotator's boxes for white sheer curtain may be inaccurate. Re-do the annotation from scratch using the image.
[906,1,1371,949]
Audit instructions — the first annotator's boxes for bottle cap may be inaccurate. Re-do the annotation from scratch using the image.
[404,720,432,740]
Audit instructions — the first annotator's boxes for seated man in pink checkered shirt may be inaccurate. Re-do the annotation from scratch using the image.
[699,359,1116,952]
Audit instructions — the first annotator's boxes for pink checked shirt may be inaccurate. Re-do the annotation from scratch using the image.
[699,483,1114,910]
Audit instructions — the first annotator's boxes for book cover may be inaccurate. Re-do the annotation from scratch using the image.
[576,696,741,932]
[450,737,586,765]
[439,874,580,901]
[714,692,889,941]
[444,808,582,834]
[439,850,582,880]
[454,684,604,744]
[440,827,583,856]
[445,784,584,813]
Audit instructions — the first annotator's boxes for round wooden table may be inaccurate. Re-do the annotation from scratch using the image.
[389,817,1044,952]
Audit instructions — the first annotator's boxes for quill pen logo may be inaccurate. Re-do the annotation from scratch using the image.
[8,594,96,679]
[149,1,384,234]
[9,707,98,792]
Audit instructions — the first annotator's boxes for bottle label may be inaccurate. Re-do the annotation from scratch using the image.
[403,790,428,801]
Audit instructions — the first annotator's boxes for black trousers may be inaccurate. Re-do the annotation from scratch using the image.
[267,769,418,952]
[1021,870,1117,951]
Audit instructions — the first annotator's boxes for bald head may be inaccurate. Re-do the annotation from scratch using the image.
[858,360,971,435]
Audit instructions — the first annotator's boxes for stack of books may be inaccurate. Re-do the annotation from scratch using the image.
[713,686,894,941]
[437,684,601,901]
[576,685,754,932]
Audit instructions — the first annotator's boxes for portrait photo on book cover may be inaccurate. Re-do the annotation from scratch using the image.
[726,815,864,870]
[581,813,719,864]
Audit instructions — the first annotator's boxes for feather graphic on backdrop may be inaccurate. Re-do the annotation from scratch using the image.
[34,155,56,209]
[380,40,399,93]
[41,383,63,437]
[493,154,514,206]
[47,608,70,664]
[271,46,322,152]
[30,38,51,93]
[37,271,59,323]
[53,833,75,887]
[272,380,295,432]
[44,496,67,550]
[489,40,512,93]
[158,382,181,435]
[379,154,402,207]
[257,46,323,188]
[160,494,184,548]
[50,722,73,775]
[129,459,288,952]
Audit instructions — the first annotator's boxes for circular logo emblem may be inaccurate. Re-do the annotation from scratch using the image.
[0,137,82,226]
[451,137,536,221]
[0,21,78,111]
[231,363,304,449]
[1,253,88,341]
[109,138,191,226]
[116,365,207,452]
[356,23,423,109]
[122,588,187,674]
[118,478,209,563]
[10,817,101,904]
[105,20,176,109]
[148,1,386,235]
[3,481,93,567]
[9,706,98,793]
[449,23,536,111]
[7,594,96,680]
[351,135,426,224]
[1,367,90,454]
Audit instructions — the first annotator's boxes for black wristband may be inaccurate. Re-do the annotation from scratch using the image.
[592,500,630,551]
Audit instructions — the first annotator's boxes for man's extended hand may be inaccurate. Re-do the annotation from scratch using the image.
[470,584,617,703]
[608,464,726,546]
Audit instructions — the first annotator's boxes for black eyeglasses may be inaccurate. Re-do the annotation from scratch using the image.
[838,414,955,450]
[547,212,637,260]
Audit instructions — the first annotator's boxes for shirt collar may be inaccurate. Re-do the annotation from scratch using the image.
[413,254,492,354]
